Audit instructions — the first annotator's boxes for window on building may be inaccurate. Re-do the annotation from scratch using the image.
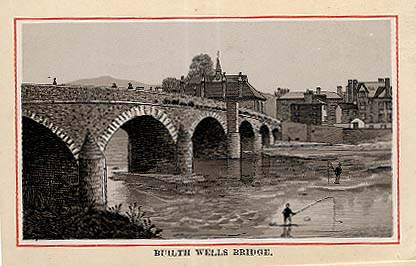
[352,122,359,129]
[359,102,367,110]
[378,113,384,122]
[360,113,366,121]
[387,113,392,122]
[378,102,385,110]
[386,102,392,110]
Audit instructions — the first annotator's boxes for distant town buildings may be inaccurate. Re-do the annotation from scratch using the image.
[342,78,392,129]
[275,77,393,129]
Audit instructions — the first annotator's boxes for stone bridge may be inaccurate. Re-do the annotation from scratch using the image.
[21,84,281,209]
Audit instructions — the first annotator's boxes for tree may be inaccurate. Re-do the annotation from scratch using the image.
[162,77,181,93]
[186,53,215,81]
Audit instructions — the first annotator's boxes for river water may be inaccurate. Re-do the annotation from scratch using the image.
[105,130,393,239]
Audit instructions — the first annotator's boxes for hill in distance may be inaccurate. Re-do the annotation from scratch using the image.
[66,75,160,90]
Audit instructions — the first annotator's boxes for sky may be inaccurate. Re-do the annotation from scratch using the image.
[21,19,393,93]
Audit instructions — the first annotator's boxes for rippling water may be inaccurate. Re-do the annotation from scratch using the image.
[105,130,393,239]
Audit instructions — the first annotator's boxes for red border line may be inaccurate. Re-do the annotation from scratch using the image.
[14,15,400,247]
[14,15,398,21]
[17,241,400,248]
[395,15,400,242]
[14,17,19,247]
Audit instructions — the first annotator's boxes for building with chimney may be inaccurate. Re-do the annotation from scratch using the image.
[341,78,393,128]
[276,87,343,125]
[180,52,267,113]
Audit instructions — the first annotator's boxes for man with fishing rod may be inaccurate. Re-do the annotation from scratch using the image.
[328,161,343,184]
[282,203,297,225]
[281,197,343,226]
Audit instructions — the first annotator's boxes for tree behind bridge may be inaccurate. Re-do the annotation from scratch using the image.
[162,77,181,93]
[186,53,215,81]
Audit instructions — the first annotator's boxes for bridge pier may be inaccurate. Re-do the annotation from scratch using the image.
[253,132,263,153]
[227,132,241,159]
[176,128,193,175]
[78,131,107,209]
[226,100,241,159]
[268,135,273,146]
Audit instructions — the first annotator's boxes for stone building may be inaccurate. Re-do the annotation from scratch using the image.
[181,54,267,113]
[342,78,393,128]
[262,92,278,119]
[276,87,343,125]
[290,102,324,125]
[335,103,359,126]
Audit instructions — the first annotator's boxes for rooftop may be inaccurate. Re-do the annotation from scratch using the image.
[278,90,342,100]
[357,81,388,98]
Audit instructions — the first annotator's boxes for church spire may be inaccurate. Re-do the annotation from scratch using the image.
[215,50,222,73]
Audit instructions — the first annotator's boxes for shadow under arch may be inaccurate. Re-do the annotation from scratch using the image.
[191,116,227,160]
[239,120,255,153]
[104,113,177,174]
[22,110,79,157]
[260,124,271,147]
[21,117,79,214]
[272,127,282,143]
[98,105,178,151]
[189,112,227,137]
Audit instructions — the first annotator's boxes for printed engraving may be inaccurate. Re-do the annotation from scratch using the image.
[18,18,396,242]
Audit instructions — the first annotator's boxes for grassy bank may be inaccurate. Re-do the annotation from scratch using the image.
[23,204,162,240]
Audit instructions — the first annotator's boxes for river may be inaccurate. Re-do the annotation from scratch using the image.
[105,130,393,239]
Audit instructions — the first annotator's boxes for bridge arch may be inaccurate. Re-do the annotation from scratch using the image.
[22,110,79,157]
[239,120,256,152]
[21,116,79,211]
[98,105,178,151]
[191,115,227,160]
[101,106,178,174]
[259,124,271,147]
[189,112,227,137]
[272,127,282,143]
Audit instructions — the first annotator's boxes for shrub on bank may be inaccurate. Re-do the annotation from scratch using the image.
[23,203,162,240]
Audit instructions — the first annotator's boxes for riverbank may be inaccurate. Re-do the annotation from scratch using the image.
[23,205,162,240]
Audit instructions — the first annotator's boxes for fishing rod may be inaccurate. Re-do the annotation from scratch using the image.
[295,196,332,214]
[294,196,343,224]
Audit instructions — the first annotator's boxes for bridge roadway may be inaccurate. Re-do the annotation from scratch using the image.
[21,84,281,209]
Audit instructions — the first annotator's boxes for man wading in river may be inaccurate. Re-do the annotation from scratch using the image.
[334,162,342,184]
[282,203,297,225]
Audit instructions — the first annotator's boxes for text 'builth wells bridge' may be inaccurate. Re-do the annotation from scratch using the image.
[21,83,280,209]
